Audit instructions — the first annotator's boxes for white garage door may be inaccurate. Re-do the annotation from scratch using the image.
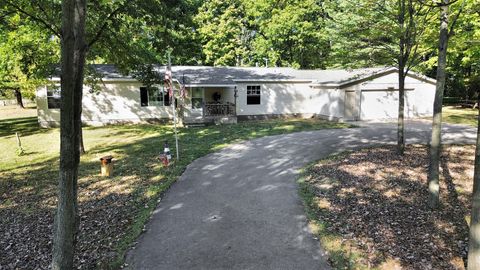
[360,90,399,120]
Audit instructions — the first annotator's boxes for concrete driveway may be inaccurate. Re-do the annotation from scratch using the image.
[126,120,476,270]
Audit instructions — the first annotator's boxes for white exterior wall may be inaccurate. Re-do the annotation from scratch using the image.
[236,82,345,120]
[36,70,436,126]
[204,87,235,103]
[37,81,174,127]
[343,72,436,120]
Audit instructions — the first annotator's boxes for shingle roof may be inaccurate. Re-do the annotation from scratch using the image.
[75,64,433,86]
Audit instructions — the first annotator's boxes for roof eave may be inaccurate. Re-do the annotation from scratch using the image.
[309,83,340,89]
[48,77,138,82]
[233,79,313,83]
[185,84,236,88]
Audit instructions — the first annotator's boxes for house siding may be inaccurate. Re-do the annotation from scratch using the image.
[36,69,436,126]
[37,81,173,127]
[235,82,345,121]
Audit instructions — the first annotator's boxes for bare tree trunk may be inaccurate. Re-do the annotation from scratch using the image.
[398,68,406,155]
[397,0,406,155]
[468,94,480,270]
[428,0,449,209]
[79,121,85,155]
[52,0,87,268]
[14,88,24,109]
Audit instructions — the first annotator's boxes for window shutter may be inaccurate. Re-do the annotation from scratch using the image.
[140,87,148,107]
[164,92,170,106]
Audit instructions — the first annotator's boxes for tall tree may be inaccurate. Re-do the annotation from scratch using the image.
[329,0,432,154]
[246,0,330,68]
[468,91,480,270]
[427,0,467,209]
[396,0,422,154]
[1,0,203,266]
[194,0,249,66]
[417,0,480,102]
[51,0,86,267]
[194,0,330,68]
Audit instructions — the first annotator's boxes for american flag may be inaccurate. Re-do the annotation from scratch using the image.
[180,74,187,99]
[165,64,173,98]
[180,84,186,99]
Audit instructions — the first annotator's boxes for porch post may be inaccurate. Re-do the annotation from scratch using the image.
[234,86,238,116]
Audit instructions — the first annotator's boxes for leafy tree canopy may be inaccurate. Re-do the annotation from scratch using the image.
[0,13,58,99]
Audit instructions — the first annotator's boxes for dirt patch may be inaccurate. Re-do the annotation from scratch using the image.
[302,145,474,270]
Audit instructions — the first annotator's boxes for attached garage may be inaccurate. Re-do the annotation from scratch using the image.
[361,90,400,119]
[360,89,416,120]
[337,69,436,121]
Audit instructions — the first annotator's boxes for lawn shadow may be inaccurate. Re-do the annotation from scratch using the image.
[0,117,48,138]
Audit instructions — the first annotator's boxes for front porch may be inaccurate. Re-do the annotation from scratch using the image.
[203,102,236,117]
[183,86,238,126]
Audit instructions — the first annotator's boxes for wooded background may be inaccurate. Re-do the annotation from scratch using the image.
[1,0,478,105]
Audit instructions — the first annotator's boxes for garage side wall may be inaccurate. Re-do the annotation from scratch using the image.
[37,81,174,127]
[235,82,345,120]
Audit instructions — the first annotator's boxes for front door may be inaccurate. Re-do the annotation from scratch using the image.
[344,91,357,120]
[191,87,204,116]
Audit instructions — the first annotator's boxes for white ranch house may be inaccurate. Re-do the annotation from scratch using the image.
[36,65,436,127]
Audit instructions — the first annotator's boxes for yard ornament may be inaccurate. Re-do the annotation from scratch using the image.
[159,141,172,167]
[164,141,172,161]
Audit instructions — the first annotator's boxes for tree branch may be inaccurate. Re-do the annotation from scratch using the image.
[86,4,126,49]
[417,0,460,8]
[448,0,467,37]
[4,0,60,37]
[0,10,16,22]
[33,0,59,32]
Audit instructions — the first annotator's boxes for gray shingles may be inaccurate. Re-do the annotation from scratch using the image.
[88,64,394,85]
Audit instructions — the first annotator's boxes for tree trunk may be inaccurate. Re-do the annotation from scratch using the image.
[51,0,87,268]
[398,68,406,155]
[14,88,24,109]
[397,0,406,155]
[468,94,480,270]
[79,121,85,155]
[428,0,449,209]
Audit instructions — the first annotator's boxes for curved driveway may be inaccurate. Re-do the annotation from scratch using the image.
[126,120,476,270]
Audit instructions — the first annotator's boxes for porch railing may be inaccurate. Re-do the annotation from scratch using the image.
[203,102,236,116]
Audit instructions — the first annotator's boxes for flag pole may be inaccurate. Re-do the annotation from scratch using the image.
[168,53,180,161]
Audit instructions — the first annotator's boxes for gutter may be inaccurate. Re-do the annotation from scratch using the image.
[233,79,314,83]
[48,77,138,83]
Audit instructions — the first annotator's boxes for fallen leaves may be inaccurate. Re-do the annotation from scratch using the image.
[305,145,474,270]
[0,172,151,269]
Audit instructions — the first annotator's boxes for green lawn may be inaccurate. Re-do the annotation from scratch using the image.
[0,107,353,269]
[442,105,478,127]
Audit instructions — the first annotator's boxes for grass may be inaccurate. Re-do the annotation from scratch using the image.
[0,106,354,269]
[0,103,37,120]
[442,105,478,127]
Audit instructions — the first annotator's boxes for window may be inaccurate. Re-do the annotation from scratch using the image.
[247,85,261,105]
[140,86,168,107]
[191,88,203,109]
[47,85,61,109]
